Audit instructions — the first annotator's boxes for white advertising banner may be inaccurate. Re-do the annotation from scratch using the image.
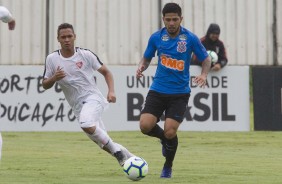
[0,66,249,132]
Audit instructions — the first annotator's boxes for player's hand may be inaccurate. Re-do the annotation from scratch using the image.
[107,91,116,103]
[53,66,66,81]
[136,65,145,78]
[211,63,221,71]
[193,74,207,88]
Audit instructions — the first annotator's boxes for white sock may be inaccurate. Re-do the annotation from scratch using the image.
[0,133,2,160]
[115,143,134,157]
[87,127,120,154]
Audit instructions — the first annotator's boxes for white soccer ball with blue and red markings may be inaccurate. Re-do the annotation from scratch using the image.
[123,156,148,181]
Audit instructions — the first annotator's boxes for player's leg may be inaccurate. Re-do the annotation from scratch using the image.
[79,100,126,166]
[160,94,190,178]
[139,91,166,140]
[0,132,2,160]
[83,125,120,154]
[95,117,135,159]
[140,113,160,136]
[115,143,135,158]
[93,116,134,158]
[84,125,127,166]
[161,118,180,178]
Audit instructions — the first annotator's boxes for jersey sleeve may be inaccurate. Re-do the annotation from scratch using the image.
[0,6,13,23]
[191,34,208,62]
[43,55,55,79]
[143,34,157,59]
[87,50,103,71]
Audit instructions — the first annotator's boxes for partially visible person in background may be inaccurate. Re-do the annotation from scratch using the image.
[191,23,228,71]
[0,5,16,160]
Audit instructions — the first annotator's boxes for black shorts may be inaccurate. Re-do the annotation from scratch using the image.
[141,90,190,123]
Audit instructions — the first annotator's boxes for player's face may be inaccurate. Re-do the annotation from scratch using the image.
[163,13,183,37]
[57,28,76,50]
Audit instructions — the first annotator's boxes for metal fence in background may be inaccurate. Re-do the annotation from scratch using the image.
[0,0,281,65]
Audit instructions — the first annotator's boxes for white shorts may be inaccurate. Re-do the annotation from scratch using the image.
[78,100,106,130]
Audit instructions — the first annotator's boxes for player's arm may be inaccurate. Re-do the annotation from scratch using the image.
[136,57,151,78]
[98,65,116,103]
[201,56,211,77]
[136,33,156,78]
[194,56,210,88]
[192,34,211,87]
[42,66,65,90]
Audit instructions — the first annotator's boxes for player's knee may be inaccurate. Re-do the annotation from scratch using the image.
[139,123,149,134]
[139,121,151,134]
[82,126,96,134]
[164,129,177,140]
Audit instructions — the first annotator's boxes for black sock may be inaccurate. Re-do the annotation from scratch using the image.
[164,135,178,168]
[145,124,165,140]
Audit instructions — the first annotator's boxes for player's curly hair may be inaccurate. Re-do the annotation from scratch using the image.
[57,23,75,36]
[162,2,182,17]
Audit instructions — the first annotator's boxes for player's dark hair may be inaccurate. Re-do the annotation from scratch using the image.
[57,23,75,36]
[162,3,182,17]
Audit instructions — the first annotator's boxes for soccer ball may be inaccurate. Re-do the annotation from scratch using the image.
[123,156,148,181]
[207,50,218,64]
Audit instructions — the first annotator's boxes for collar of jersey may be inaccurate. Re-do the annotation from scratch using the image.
[59,48,78,60]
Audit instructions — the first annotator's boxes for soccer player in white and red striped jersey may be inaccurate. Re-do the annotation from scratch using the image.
[0,5,16,160]
[42,23,133,166]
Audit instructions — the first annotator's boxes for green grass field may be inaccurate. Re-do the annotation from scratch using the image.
[1,131,282,184]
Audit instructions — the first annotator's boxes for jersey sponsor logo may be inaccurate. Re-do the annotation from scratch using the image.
[179,34,187,41]
[177,41,187,53]
[161,34,169,41]
[160,55,184,71]
[76,61,83,69]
